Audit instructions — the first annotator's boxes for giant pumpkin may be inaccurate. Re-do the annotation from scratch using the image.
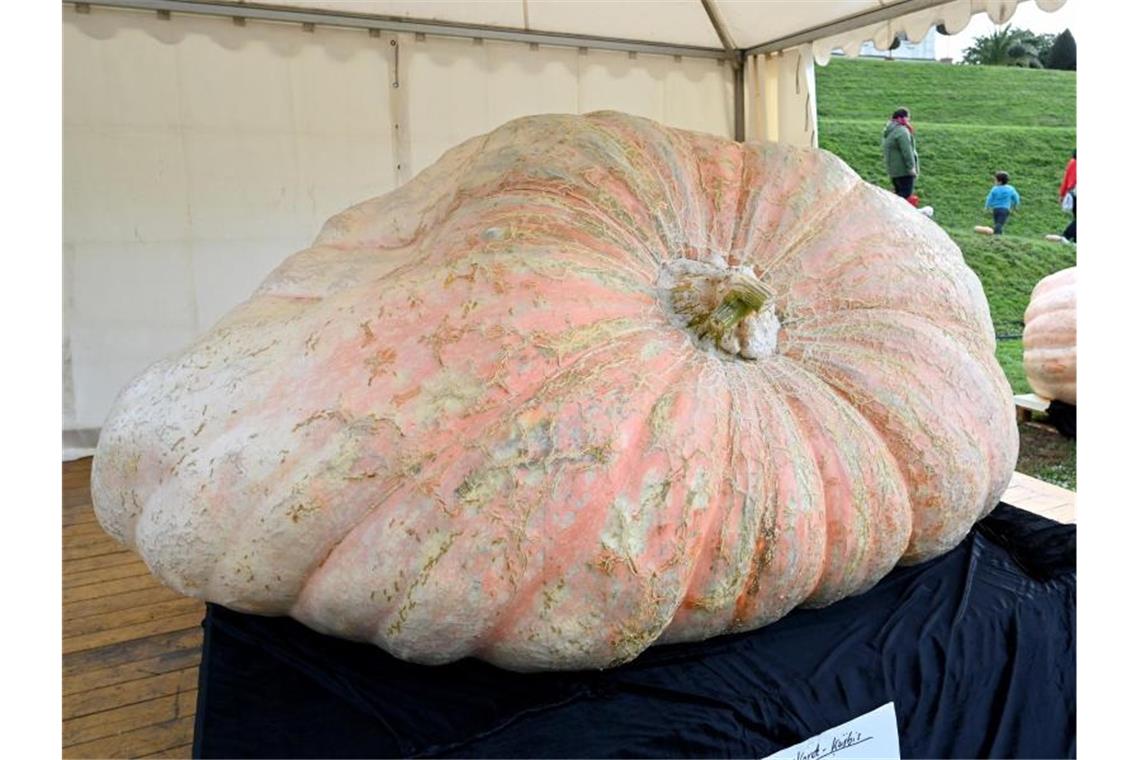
[92,112,1017,671]
[1023,266,1076,405]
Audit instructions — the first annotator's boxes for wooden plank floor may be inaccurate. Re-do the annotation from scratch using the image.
[63,457,203,760]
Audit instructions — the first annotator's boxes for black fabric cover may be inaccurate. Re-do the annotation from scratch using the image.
[192,503,1075,759]
[1047,401,1077,439]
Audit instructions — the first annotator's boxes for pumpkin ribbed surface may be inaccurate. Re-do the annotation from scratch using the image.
[92,111,1017,671]
[1023,266,1076,405]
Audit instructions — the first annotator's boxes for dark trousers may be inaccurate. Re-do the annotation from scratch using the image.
[891,175,915,198]
[1063,194,1076,242]
[992,207,1010,234]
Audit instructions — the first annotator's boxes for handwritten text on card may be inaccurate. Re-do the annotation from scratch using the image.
[763,702,900,760]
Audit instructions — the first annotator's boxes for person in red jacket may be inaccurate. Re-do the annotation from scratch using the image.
[1058,149,1076,242]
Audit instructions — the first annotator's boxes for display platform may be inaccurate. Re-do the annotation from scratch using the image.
[192,503,1075,759]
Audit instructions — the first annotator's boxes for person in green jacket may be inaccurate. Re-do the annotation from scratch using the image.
[882,107,919,199]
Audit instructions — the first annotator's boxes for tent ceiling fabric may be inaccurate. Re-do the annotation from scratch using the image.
[526,1,723,49]
[259,0,1067,59]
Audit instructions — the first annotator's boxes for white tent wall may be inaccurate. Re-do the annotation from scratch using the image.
[744,46,817,147]
[63,8,398,449]
[396,35,733,184]
[62,0,1068,456]
[61,5,733,454]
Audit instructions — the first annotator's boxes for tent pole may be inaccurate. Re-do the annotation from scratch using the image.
[697,0,745,142]
[698,0,736,52]
[733,58,745,142]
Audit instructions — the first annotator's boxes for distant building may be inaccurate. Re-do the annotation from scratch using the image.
[834,28,938,61]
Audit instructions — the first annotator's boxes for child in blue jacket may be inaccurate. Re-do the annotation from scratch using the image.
[984,171,1021,235]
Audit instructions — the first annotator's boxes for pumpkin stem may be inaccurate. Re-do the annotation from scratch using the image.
[689,274,774,343]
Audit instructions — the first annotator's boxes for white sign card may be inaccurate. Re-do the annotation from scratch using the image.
[762,702,901,760]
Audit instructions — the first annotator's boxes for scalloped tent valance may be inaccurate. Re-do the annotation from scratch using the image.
[229,0,1066,60]
[810,0,1068,65]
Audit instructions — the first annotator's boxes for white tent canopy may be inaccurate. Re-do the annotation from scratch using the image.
[62,0,1069,453]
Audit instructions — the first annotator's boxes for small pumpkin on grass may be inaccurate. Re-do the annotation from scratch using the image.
[92,111,1017,671]
[1023,266,1076,406]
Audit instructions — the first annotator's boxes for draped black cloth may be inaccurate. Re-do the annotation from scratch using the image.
[192,503,1075,759]
[1048,401,1077,439]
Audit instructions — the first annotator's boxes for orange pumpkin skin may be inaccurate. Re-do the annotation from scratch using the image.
[1023,267,1076,406]
[91,112,1018,671]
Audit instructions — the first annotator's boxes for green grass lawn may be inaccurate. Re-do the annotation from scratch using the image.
[948,229,1077,346]
[823,121,1075,233]
[815,58,1077,489]
[816,58,1076,234]
[815,57,1076,128]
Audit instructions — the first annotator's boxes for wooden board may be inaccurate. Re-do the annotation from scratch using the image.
[64,716,196,760]
[1013,392,1052,422]
[63,628,203,680]
[1001,470,1077,524]
[63,457,203,760]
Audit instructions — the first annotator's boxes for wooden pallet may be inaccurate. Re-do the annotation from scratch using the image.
[1013,392,1051,422]
[63,457,203,760]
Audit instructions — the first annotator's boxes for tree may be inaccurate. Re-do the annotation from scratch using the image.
[962,26,1016,65]
[1046,29,1077,70]
[1034,33,1056,63]
[1006,41,1043,68]
[962,26,1051,68]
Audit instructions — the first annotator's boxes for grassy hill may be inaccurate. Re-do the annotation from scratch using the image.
[823,121,1074,234]
[816,57,1076,128]
[815,58,1077,487]
[816,58,1076,234]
